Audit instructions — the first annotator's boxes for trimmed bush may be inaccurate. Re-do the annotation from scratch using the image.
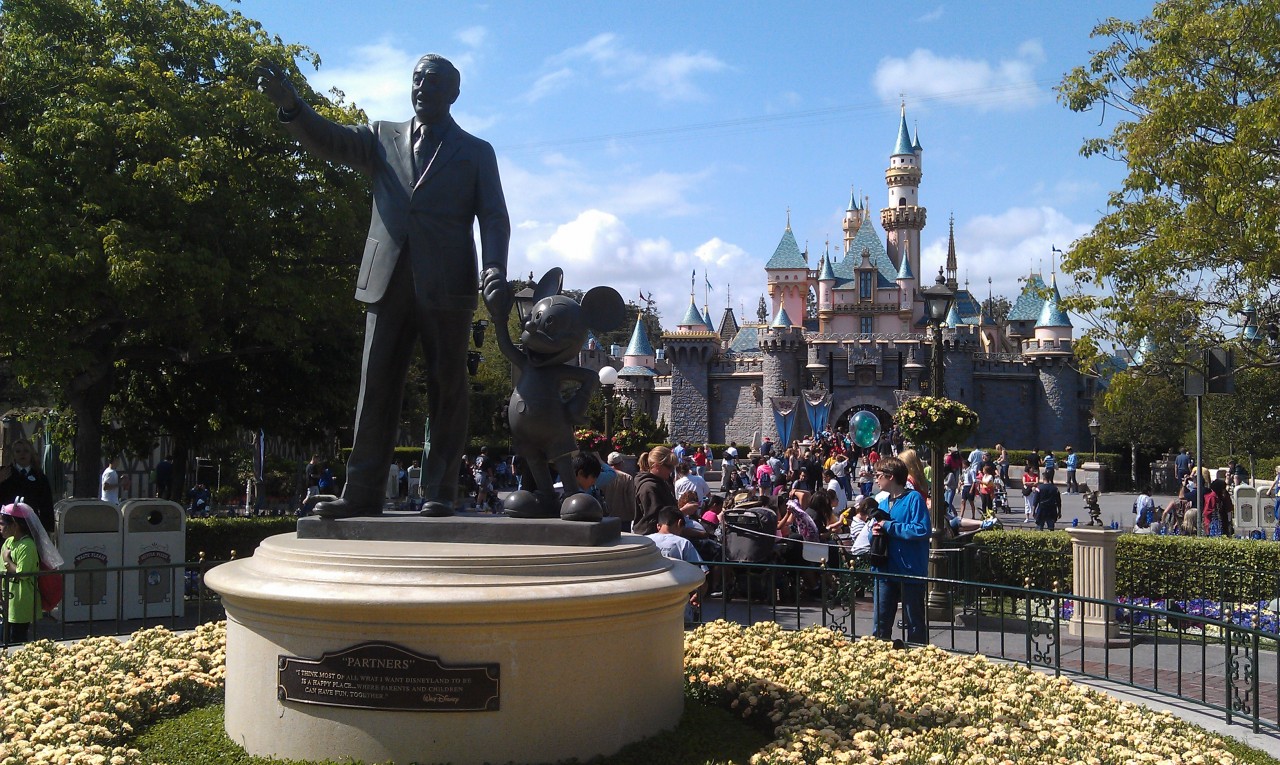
[967,530,1072,590]
[186,517,299,560]
[969,530,1280,602]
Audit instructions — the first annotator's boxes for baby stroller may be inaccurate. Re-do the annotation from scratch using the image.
[991,479,1009,513]
[721,504,781,602]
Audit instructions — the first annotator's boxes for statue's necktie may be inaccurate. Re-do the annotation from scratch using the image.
[413,126,433,181]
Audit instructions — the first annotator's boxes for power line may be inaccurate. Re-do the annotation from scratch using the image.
[501,80,1053,155]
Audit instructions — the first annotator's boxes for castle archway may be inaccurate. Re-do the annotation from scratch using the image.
[833,403,893,436]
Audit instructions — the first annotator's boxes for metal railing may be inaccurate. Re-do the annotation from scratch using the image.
[0,558,227,648]
[695,559,1278,734]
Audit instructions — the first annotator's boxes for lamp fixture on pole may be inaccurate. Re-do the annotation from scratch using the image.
[598,366,619,440]
[1088,417,1100,463]
[921,266,957,621]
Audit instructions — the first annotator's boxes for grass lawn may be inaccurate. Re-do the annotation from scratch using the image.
[131,697,771,765]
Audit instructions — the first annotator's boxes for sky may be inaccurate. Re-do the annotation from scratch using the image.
[220,0,1151,329]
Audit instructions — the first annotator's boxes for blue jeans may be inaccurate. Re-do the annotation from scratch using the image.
[872,575,927,644]
[943,488,955,514]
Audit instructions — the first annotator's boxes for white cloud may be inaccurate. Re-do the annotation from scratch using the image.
[524,67,575,103]
[524,32,728,103]
[919,206,1091,301]
[307,37,489,123]
[456,26,487,49]
[872,43,1045,111]
[917,6,945,22]
[514,210,759,325]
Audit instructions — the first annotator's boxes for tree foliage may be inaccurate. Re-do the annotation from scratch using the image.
[1057,0,1280,371]
[1096,371,1188,450]
[0,0,369,493]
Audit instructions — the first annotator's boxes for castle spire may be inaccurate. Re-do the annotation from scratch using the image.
[945,214,958,289]
[892,103,914,156]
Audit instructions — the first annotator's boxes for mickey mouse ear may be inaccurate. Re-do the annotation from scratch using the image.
[532,268,564,302]
[581,286,626,332]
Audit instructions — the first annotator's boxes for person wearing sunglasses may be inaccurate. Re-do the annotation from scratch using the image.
[869,457,932,646]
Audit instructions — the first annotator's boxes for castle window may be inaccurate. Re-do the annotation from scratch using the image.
[859,272,872,300]
[860,316,874,334]
[898,198,907,206]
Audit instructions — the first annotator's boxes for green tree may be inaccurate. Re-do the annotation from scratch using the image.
[0,0,369,494]
[1200,365,1280,470]
[1057,0,1280,371]
[1095,370,1189,487]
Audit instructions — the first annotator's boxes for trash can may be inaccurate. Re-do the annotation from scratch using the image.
[55,499,123,622]
[121,499,186,619]
[1234,485,1260,533]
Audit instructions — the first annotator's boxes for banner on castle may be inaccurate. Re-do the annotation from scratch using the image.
[802,390,832,437]
[770,396,799,447]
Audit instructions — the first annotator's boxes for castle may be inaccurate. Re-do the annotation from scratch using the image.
[581,107,1095,452]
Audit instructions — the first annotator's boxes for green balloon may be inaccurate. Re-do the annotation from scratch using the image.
[851,411,881,448]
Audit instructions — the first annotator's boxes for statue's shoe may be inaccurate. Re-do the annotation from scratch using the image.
[419,500,455,517]
[315,497,382,519]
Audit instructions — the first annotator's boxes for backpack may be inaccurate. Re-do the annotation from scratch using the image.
[758,470,773,491]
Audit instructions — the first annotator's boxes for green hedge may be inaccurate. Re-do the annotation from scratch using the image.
[968,530,1280,602]
[966,530,1072,590]
[186,517,299,561]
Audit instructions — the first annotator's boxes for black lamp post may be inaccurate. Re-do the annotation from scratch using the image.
[512,272,537,325]
[920,267,956,621]
[598,366,619,440]
[1088,417,1100,463]
[471,319,489,348]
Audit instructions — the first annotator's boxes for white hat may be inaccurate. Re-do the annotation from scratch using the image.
[607,451,624,465]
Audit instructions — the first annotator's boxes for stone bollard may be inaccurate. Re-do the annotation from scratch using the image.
[1066,527,1122,641]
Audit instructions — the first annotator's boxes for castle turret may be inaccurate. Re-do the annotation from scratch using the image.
[765,216,809,327]
[1026,274,1073,355]
[895,241,915,329]
[758,303,804,443]
[945,215,959,290]
[617,316,658,421]
[662,319,720,443]
[817,253,836,329]
[881,105,926,323]
[676,298,705,332]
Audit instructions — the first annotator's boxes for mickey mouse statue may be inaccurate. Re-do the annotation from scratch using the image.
[483,267,625,520]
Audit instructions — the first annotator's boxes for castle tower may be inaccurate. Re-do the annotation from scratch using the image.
[842,186,868,254]
[1026,273,1076,449]
[617,316,657,422]
[895,240,915,331]
[881,105,926,318]
[665,292,722,443]
[817,253,837,332]
[765,215,809,327]
[758,304,804,443]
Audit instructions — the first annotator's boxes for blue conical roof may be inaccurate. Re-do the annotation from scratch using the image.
[624,317,654,356]
[1035,277,1072,328]
[911,124,922,153]
[703,307,716,332]
[679,299,705,328]
[819,255,836,281]
[892,108,914,156]
[895,252,913,280]
[1131,336,1156,366]
[771,303,793,328]
[945,302,962,328]
[766,227,807,269]
[847,187,859,211]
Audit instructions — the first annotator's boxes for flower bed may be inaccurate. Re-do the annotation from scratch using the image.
[0,619,1257,763]
[0,623,225,765]
[686,620,1240,764]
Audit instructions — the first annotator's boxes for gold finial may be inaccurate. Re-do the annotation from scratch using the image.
[786,206,791,230]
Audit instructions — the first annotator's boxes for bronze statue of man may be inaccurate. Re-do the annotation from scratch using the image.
[256,54,510,518]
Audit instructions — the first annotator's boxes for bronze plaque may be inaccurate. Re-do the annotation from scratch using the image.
[277,642,499,712]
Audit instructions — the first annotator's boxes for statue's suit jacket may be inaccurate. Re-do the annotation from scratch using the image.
[281,103,510,311]
[279,103,509,500]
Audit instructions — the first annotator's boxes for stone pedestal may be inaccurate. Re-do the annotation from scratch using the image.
[205,530,703,765]
[1066,528,1120,640]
